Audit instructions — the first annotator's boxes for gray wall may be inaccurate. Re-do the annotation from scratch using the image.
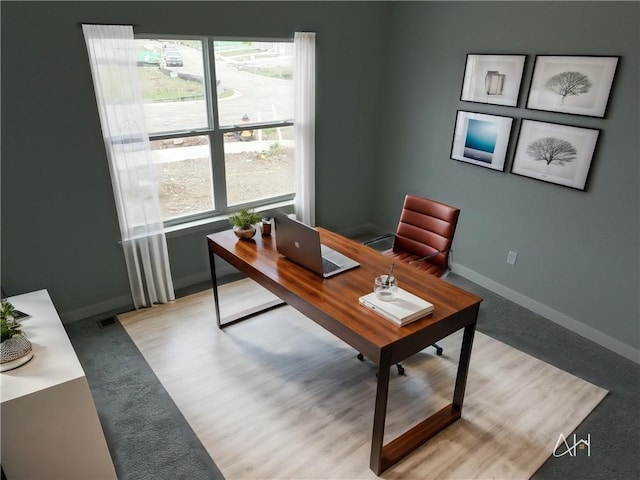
[376,1,639,357]
[1,2,638,359]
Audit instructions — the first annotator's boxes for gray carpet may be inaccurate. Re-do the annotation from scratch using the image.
[65,316,224,480]
[66,270,639,480]
[445,273,640,480]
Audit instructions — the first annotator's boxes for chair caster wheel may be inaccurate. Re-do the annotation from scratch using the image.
[357,353,364,361]
[436,347,443,356]
[396,364,405,375]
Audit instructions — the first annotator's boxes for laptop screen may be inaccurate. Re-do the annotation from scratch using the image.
[273,213,325,274]
[273,212,360,277]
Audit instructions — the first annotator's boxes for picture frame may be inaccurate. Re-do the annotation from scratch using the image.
[460,54,526,107]
[511,120,599,190]
[526,55,619,117]
[451,111,514,171]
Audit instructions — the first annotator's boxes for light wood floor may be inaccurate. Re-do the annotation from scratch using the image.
[119,279,608,479]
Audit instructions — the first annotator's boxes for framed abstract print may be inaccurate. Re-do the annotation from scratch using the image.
[460,54,526,107]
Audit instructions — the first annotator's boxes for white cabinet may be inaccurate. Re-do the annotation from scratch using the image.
[1,290,117,479]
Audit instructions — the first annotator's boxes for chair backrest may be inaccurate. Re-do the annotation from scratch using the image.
[393,195,460,273]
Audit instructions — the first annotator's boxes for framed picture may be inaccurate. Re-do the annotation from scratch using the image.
[526,55,619,117]
[511,120,599,190]
[460,54,526,107]
[451,111,514,171]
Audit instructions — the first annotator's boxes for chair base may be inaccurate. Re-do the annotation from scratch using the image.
[357,343,442,376]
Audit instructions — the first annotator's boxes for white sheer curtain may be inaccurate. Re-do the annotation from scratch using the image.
[294,32,316,226]
[83,24,175,309]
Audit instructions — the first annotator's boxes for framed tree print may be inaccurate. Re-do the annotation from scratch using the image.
[511,120,599,190]
[460,54,526,107]
[451,111,514,171]
[526,55,619,117]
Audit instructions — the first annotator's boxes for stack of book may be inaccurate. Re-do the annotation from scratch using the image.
[359,288,434,326]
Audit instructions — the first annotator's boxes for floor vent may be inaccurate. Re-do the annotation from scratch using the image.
[97,317,117,329]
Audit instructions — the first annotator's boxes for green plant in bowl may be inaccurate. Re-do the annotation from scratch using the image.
[1,300,33,369]
[1,301,22,342]
[229,209,263,239]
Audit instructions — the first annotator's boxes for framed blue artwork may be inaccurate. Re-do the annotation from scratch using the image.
[451,111,514,171]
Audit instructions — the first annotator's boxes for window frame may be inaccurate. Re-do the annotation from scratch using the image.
[135,34,295,228]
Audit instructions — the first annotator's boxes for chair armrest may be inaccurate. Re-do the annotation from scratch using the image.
[363,233,395,248]
[408,249,448,264]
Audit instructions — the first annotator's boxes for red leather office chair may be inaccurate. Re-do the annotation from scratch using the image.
[362,195,461,372]
[373,195,460,278]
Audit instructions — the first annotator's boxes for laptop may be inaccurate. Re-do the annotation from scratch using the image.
[273,212,360,278]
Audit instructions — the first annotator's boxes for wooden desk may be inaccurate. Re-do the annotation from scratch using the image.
[207,228,482,475]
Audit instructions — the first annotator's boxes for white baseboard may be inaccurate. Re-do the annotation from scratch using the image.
[172,271,212,290]
[59,263,243,324]
[172,265,241,291]
[451,263,640,364]
[60,293,134,324]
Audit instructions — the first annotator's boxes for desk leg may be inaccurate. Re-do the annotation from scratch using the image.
[453,322,476,411]
[370,348,392,475]
[209,247,286,329]
[370,320,478,475]
[209,248,222,329]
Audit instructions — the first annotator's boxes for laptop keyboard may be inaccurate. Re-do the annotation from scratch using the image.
[322,257,341,273]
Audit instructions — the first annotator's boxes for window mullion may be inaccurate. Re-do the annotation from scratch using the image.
[211,130,227,212]
[204,37,228,212]
[220,120,294,135]
[202,36,218,131]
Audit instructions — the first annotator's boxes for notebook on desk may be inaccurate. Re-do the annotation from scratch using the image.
[273,212,360,278]
[359,288,434,326]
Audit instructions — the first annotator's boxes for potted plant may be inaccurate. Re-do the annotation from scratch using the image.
[1,300,33,370]
[229,208,263,239]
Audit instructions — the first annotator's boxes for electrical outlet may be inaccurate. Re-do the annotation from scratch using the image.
[507,250,518,265]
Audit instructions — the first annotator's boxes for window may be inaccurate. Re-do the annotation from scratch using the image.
[135,37,295,224]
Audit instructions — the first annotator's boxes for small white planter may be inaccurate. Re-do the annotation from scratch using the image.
[1,334,34,371]
[233,225,257,239]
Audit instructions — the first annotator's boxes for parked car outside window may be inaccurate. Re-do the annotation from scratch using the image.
[162,46,183,67]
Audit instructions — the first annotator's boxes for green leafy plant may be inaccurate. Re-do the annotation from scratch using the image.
[228,209,263,230]
[1,301,22,342]
[1,300,16,320]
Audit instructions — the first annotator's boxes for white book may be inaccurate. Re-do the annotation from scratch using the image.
[359,288,434,326]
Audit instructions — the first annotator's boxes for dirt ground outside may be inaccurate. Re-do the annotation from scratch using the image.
[154,135,293,219]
